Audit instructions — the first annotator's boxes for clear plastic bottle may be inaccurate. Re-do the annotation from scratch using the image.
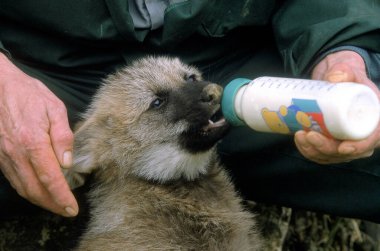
[221,77,380,140]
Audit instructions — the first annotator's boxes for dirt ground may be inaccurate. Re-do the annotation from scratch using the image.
[255,203,380,251]
[1,200,379,251]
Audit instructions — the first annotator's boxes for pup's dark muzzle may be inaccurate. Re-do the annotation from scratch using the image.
[178,82,230,153]
[200,83,222,105]
[200,83,228,132]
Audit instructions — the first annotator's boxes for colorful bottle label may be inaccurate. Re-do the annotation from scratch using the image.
[260,98,333,138]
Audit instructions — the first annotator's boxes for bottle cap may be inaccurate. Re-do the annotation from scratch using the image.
[221,78,251,126]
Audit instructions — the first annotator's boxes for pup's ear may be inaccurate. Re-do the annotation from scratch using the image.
[64,121,98,189]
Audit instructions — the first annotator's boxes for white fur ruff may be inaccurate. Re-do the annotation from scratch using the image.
[133,144,212,183]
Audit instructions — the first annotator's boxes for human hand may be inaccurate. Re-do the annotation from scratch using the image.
[0,53,78,216]
[294,50,380,164]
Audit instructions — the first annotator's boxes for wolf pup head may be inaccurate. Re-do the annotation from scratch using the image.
[67,56,229,186]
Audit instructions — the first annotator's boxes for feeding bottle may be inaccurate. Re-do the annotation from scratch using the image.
[221,77,380,140]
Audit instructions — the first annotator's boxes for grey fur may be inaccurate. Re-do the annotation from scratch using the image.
[65,56,262,250]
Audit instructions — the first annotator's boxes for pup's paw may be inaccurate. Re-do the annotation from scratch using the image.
[63,153,95,189]
[64,167,90,189]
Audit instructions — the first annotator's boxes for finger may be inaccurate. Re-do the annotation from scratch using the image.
[47,101,74,169]
[338,139,377,156]
[15,160,57,207]
[356,77,380,98]
[323,63,356,83]
[26,136,78,217]
[1,149,69,215]
[305,131,340,155]
[339,123,380,154]
[323,149,374,163]
[360,149,375,158]
[295,131,348,164]
[294,131,310,150]
[294,131,323,159]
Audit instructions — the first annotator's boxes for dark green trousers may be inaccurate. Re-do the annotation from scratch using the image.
[2,46,380,223]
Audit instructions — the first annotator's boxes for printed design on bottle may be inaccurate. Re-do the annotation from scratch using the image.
[261,98,333,137]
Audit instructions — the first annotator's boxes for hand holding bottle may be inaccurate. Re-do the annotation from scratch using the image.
[222,50,380,164]
[296,50,380,164]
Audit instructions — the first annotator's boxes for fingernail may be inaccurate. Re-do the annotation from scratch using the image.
[340,146,356,154]
[65,206,78,217]
[327,71,347,82]
[62,151,73,169]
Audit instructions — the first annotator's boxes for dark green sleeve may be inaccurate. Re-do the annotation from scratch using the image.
[0,41,10,57]
[272,0,380,76]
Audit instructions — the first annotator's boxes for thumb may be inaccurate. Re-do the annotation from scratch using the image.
[48,104,74,169]
[324,63,356,83]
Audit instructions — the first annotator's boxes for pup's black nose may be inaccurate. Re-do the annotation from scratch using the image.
[200,83,222,105]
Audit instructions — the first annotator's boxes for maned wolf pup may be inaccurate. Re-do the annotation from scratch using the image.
[65,56,261,250]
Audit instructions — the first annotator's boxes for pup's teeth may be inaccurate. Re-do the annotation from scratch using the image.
[202,118,227,132]
[213,118,226,127]
[207,118,226,128]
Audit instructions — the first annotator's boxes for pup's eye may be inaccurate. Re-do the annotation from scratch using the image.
[186,74,197,82]
[150,98,165,109]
